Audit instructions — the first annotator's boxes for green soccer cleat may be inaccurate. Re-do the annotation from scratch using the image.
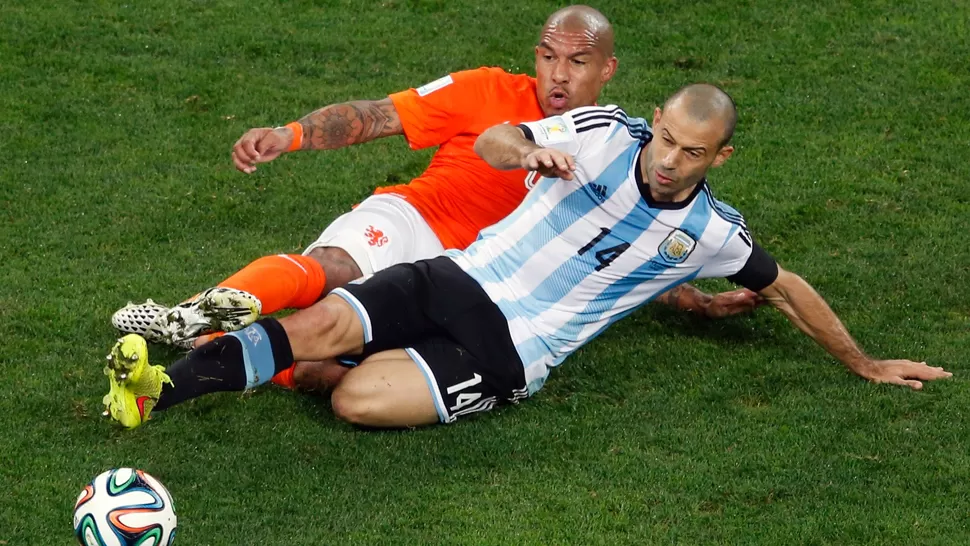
[102,334,173,429]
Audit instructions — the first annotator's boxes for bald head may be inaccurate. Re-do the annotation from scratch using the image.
[664,84,737,147]
[541,5,614,57]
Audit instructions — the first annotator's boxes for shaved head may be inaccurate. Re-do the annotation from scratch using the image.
[642,83,738,202]
[540,5,614,57]
[532,5,617,116]
[664,84,737,147]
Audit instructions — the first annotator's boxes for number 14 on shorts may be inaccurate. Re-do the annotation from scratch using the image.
[447,373,482,412]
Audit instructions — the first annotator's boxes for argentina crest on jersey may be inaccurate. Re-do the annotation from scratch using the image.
[658,229,696,263]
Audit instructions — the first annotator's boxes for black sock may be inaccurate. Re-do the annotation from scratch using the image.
[154,318,294,412]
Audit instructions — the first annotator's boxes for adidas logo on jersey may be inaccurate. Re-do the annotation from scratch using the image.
[589,183,608,202]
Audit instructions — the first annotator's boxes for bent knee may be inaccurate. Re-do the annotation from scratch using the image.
[329,364,441,428]
[307,246,363,290]
[293,298,343,335]
[331,380,381,426]
[278,295,366,360]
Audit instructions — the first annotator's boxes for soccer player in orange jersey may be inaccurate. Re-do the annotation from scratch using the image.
[112,5,763,391]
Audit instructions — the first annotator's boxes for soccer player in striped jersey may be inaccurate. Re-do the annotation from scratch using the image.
[100,84,950,430]
[107,5,759,401]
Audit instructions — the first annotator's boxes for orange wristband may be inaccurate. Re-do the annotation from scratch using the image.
[284,121,303,152]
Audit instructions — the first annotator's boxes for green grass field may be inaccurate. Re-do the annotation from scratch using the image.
[3,0,970,543]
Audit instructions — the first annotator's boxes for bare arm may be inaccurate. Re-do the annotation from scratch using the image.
[294,98,403,151]
[653,284,764,318]
[474,124,541,170]
[759,266,950,388]
[475,124,576,180]
[232,98,403,173]
[761,268,867,367]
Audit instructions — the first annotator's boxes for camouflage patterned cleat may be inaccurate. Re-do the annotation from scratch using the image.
[113,287,261,349]
[102,334,173,429]
[111,299,170,342]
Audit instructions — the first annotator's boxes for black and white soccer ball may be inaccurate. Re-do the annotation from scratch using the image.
[73,468,177,546]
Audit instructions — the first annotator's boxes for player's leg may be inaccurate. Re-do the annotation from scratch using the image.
[289,195,446,390]
[210,200,381,314]
[113,195,440,350]
[329,349,440,427]
[290,360,352,392]
[111,287,264,349]
[300,194,443,292]
[328,256,529,427]
[157,296,365,408]
[199,201,441,389]
[148,258,427,409]
[102,260,439,428]
[102,295,365,428]
[331,333,529,428]
[213,193,443,319]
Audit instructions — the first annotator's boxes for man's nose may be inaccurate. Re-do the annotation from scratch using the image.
[552,59,569,83]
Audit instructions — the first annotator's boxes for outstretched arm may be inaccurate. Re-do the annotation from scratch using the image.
[291,98,404,151]
[233,98,403,173]
[475,123,576,180]
[760,266,951,389]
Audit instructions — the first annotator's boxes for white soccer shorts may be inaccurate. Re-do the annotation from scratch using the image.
[303,194,446,276]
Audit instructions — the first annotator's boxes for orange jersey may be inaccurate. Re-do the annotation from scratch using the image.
[379,67,545,250]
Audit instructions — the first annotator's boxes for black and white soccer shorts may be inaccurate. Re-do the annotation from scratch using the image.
[331,256,528,423]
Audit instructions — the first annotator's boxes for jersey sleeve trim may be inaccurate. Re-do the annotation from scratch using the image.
[726,241,779,291]
[573,107,652,142]
[575,122,613,134]
[701,185,748,232]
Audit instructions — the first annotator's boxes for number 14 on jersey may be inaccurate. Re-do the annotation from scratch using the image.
[578,228,629,271]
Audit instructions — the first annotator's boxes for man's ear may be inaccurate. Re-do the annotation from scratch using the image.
[712,145,734,167]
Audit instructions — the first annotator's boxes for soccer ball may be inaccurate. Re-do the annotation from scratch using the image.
[73,468,177,546]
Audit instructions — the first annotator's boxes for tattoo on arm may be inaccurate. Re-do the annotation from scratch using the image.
[299,98,403,151]
[653,285,680,308]
[654,284,710,314]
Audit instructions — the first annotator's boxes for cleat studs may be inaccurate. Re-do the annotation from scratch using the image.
[106,354,113,361]
[119,373,128,380]
[102,410,110,417]
[129,353,139,362]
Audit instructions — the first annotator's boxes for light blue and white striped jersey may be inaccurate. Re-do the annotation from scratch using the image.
[448,105,754,395]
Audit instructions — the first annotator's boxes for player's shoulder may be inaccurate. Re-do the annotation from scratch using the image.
[448,67,536,101]
[700,183,749,231]
[452,66,532,86]
[564,105,651,139]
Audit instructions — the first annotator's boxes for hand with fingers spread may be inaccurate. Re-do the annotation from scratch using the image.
[232,126,295,174]
[859,359,952,390]
[522,148,576,180]
[759,267,953,390]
